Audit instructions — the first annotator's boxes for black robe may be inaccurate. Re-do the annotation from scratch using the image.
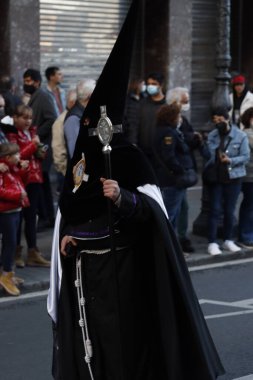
[50,0,224,375]
[52,147,224,379]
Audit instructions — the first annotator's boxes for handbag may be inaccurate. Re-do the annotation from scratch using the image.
[174,168,198,189]
[202,138,231,185]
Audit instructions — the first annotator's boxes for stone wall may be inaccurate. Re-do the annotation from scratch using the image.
[0,0,40,92]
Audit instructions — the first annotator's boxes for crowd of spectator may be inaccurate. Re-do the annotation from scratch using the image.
[123,72,253,257]
[0,67,93,296]
[1,67,253,296]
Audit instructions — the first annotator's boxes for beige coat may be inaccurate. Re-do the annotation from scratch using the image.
[52,110,68,176]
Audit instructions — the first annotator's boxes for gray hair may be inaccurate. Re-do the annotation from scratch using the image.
[166,87,189,104]
[66,88,77,103]
[76,79,96,101]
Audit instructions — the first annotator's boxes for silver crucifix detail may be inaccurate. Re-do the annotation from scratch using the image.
[88,105,122,151]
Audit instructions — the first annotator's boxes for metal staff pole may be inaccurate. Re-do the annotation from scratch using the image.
[90,105,125,379]
[88,104,123,249]
[96,105,116,251]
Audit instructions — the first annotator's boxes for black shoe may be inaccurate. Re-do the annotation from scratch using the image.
[179,238,195,253]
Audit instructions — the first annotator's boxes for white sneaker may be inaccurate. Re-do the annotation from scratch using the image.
[222,240,241,253]
[207,243,222,255]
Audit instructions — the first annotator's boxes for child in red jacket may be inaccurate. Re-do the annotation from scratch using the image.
[0,143,29,296]
[7,104,50,268]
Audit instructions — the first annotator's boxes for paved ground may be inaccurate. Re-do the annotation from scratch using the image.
[1,184,252,297]
[1,255,253,379]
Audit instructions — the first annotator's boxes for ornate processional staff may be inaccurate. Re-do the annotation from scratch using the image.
[88,105,125,379]
[71,107,124,380]
[88,105,123,252]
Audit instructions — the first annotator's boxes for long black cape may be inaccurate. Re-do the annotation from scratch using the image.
[54,189,224,380]
[143,195,224,379]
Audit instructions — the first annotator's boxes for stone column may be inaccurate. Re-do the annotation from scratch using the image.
[167,0,192,94]
[192,0,231,237]
[212,0,231,111]
[0,0,40,93]
[0,1,11,75]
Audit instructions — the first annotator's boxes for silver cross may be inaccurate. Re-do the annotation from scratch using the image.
[88,105,122,149]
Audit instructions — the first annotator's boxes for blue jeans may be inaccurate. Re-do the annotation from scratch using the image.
[208,181,242,243]
[177,192,189,239]
[162,187,186,230]
[0,211,21,272]
[238,182,253,242]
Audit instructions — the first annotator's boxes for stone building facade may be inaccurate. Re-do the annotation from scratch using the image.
[0,0,252,129]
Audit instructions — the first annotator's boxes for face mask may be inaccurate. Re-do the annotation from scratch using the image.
[181,103,190,112]
[23,84,36,95]
[146,84,159,96]
[216,122,229,135]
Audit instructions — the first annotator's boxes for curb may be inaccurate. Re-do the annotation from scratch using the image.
[0,267,51,298]
[1,245,253,298]
[186,247,253,267]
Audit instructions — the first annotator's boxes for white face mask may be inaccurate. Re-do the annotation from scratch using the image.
[146,85,159,96]
[181,103,190,112]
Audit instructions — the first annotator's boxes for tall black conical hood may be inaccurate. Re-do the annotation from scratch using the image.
[82,0,139,126]
[59,0,157,225]
[72,0,140,163]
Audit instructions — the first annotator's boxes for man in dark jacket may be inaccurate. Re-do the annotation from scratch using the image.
[137,72,166,162]
[23,68,57,230]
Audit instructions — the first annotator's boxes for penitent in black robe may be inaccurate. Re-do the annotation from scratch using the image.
[49,144,225,380]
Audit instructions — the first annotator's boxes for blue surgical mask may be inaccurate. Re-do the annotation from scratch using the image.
[147,84,159,96]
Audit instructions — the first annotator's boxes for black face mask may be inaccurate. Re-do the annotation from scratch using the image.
[23,84,36,95]
[216,122,229,135]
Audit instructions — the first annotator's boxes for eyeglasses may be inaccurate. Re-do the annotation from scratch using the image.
[0,105,5,108]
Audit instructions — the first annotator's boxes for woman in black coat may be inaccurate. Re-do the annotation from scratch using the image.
[153,102,197,229]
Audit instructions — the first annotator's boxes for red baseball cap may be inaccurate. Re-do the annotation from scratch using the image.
[231,75,246,84]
